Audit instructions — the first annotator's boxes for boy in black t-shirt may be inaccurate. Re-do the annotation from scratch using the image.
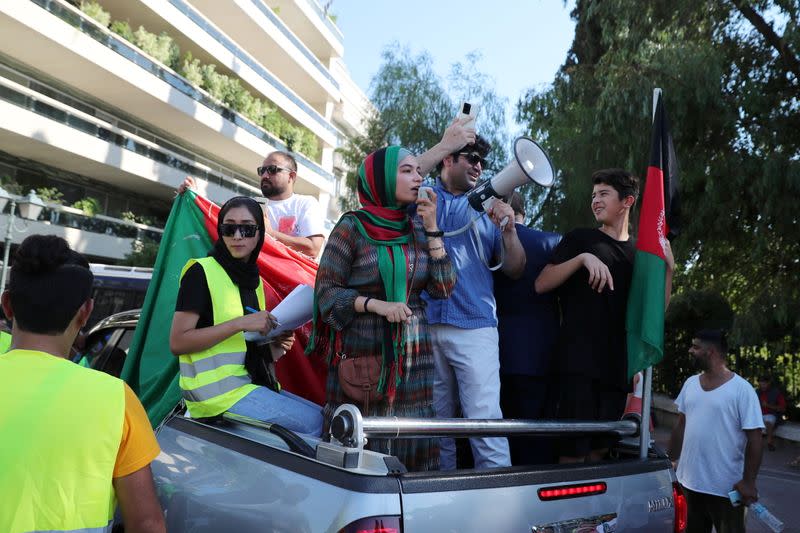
[535,169,640,463]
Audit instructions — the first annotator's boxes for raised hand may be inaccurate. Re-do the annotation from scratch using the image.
[439,117,477,153]
[416,189,439,232]
[177,176,196,194]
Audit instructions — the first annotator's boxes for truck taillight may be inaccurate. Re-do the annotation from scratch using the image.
[538,482,607,500]
[338,516,402,533]
[673,482,687,532]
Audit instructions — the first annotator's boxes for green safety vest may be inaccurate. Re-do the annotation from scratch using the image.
[0,331,11,353]
[0,349,124,533]
[178,257,263,418]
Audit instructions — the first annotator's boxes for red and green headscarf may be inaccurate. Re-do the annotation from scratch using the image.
[308,146,415,399]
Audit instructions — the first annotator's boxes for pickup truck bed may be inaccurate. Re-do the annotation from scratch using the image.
[152,413,679,532]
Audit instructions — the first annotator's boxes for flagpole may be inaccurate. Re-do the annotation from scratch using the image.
[639,87,662,460]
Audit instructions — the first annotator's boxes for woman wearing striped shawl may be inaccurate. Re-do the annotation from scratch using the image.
[309,146,455,471]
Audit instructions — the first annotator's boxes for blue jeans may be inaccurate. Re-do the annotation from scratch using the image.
[228,386,323,437]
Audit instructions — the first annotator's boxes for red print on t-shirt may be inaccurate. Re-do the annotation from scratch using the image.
[278,216,297,234]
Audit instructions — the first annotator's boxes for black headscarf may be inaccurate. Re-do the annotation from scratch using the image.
[210,196,265,290]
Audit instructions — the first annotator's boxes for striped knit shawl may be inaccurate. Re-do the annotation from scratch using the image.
[308,146,414,399]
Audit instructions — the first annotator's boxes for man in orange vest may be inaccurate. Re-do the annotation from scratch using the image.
[0,235,165,533]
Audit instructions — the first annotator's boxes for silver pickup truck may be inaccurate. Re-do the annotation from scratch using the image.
[88,311,685,532]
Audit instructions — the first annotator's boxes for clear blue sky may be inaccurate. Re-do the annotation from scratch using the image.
[331,0,576,133]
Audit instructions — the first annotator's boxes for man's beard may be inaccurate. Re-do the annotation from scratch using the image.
[261,180,286,198]
[692,356,708,372]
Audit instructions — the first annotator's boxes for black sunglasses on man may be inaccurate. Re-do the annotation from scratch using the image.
[257,165,292,177]
[457,152,488,168]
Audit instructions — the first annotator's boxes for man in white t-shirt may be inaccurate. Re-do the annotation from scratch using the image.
[256,151,325,258]
[180,151,325,258]
[668,330,764,533]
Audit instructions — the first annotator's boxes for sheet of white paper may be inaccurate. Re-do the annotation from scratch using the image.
[246,284,314,343]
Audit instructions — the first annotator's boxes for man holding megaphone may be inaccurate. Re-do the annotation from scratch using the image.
[420,131,526,470]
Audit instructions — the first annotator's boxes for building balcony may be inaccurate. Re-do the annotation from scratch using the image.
[184,0,341,104]
[270,0,344,63]
[0,0,336,195]
[330,58,374,138]
[0,66,263,206]
[0,199,164,262]
[91,0,339,145]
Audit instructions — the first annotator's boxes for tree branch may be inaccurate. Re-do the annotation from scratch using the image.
[730,0,800,80]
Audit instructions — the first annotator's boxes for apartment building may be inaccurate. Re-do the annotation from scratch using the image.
[0,0,371,262]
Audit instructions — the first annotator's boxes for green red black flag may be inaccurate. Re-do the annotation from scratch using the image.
[626,93,681,379]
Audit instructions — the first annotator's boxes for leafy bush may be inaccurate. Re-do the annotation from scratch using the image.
[121,210,158,227]
[179,52,203,87]
[132,26,180,70]
[109,20,135,42]
[0,175,23,195]
[94,6,322,160]
[35,187,63,204]
[80,1,111,27]
[72,197,102,216]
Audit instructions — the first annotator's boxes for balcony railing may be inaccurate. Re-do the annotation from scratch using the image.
[246,0,339,89]
[40,204,164,242]
[28,0,336,182]
[0,74,262,198]
[168,0,338,133]
[304,0,344,42]
[0,197,164,243]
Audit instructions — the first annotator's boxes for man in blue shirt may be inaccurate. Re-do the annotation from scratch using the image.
[421,135,525,469]
[494,193,561,465]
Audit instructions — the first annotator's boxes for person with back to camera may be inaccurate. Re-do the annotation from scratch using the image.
[170,195,323,435]
[0,234,165,533]
[309,145,456,471]
[494,192,562,465]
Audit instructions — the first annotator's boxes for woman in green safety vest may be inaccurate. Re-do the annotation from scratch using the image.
[170,196,322,436]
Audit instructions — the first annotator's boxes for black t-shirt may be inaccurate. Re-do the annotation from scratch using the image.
[175,263,260,328]
[551,228,635,388]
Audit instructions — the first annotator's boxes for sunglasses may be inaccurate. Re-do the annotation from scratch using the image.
[220,223,259,238]
[457,152,488,168]
[257,165,291,176]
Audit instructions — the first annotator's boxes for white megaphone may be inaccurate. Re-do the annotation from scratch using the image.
[467,136,554,213]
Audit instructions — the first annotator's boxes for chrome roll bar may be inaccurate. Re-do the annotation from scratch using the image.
[330,404,639,449]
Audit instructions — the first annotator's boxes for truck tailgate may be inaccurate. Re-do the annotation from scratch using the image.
[399,458,675,532]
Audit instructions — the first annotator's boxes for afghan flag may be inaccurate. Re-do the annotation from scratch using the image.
[626,92,681,379]
[121,190,327,426]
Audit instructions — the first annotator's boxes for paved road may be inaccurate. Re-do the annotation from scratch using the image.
[752,442,800,532]
[652,425,800,532]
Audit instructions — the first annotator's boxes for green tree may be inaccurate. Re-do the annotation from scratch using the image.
[339,46,509,209]
[121,237,160,267]
[516,0,800,387]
